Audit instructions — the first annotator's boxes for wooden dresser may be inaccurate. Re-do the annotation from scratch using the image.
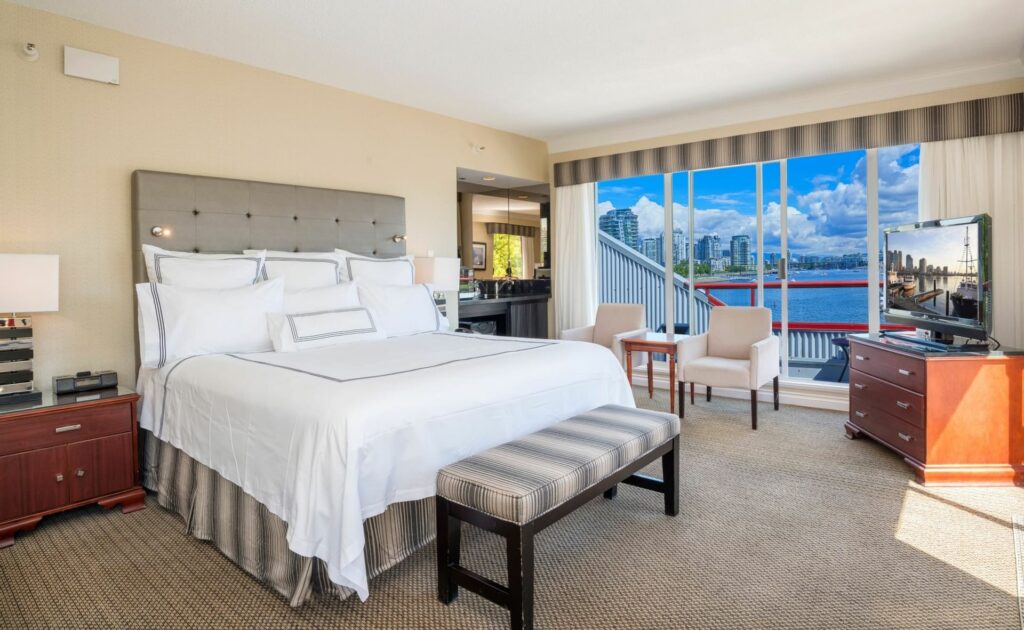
[846,333,1024,486]
[0,388,145,547]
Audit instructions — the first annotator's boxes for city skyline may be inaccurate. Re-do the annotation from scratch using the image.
[597,145,921,263]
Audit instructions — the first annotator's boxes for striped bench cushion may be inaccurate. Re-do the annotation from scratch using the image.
[436,405,679,524]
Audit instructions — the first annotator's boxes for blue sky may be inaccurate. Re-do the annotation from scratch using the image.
[597,145,920,257]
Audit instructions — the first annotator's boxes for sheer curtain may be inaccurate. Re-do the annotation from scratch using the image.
[554,183,599,334]
[919,132,1024,347]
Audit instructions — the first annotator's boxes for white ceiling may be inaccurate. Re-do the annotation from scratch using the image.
[17,0,1024,152]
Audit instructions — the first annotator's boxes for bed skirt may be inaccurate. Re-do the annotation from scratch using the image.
[142,431,435,607]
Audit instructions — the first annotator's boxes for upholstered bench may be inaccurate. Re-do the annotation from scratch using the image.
[435,404,680,630]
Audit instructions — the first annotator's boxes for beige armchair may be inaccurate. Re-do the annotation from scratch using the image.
[676,306,780,429]
[560,303,648,369]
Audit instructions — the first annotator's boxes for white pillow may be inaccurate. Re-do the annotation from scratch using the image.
[136,278,285,368]
[243,250,343,291]
[267,307,385,352]
[143,244,265,289]
[357,283,448,337]
[283,283,360,315]
[335,249,415,285]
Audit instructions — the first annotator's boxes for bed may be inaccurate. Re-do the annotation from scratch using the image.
[131,171,634,605]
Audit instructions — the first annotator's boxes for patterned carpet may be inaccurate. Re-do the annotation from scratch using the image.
[2,389,1023,629]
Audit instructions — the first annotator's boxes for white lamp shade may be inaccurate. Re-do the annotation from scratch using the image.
[413,256,460,292]
[0,254,60,312]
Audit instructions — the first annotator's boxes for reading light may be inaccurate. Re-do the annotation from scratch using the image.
[392,235,407,243]
[21,43,39,62]
[482,176,496,181]
[150,226,171,237]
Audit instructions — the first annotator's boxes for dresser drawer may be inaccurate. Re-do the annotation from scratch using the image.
[849,369,925,429]
[848,404,925,462]
[849,342,925,394]
[0,404,132,457]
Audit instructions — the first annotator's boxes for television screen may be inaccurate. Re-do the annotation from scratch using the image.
[884,219,986,332]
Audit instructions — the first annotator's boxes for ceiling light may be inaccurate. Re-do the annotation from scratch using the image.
[482,176,496,181]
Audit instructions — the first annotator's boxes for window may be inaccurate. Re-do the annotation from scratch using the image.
[492,234,524,278]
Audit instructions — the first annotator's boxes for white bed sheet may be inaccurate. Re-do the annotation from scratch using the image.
[137,332,633,600]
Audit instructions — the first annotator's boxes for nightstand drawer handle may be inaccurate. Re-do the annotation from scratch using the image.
[897,368,913,376]
[898,432,913,442]
[855,355,866,361]
[55,424,81,434]
[854,410,867,418]
[55,474,64,482]
[75,468,86,478]
[853,383,866,390]
[895,401,911,410]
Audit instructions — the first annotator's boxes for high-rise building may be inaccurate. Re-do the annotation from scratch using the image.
[641,236,664,264]
[598,208,640,250]
[730,235,751,270]
[906,254,914,272]
[918,257,926,275]
[695,233,721,262]
[671,229,687,264]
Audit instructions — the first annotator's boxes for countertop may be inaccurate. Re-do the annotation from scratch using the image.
[459,294,551,305]
[851,332,1023,357]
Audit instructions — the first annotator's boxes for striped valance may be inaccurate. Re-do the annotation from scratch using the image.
[554,92,1024,187]
[486,222,537,238]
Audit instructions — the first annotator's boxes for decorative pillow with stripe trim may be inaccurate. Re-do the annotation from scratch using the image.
[244,250,343,291]
[143,244,265,289]
[136,278,285,368]
[267,307,385,352]
[335,249,415,285]
[356,282,448,337]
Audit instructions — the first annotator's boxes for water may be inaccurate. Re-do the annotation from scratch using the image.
[705,269,871,324]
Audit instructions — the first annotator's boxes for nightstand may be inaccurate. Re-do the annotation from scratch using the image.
[0,387,145,548]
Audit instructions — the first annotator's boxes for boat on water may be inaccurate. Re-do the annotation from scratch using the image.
[901,275,917,295]
[950,226,979,319]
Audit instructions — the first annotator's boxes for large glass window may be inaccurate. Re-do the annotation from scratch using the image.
[596,175,666,332]
[878,145,921,327]
[492,234,524,278]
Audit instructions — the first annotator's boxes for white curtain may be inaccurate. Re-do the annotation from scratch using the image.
[554,183,599,334]
[919,132,1024,347]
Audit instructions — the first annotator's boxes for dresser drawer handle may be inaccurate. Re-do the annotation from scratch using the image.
[55,473,64,482]
[898,432,913,442]
[895,401,911,410]
[853,383,866,390]
[55,424,82,434]
[854,410,867,418]
[855,355,867,361]
[897,368,913,376]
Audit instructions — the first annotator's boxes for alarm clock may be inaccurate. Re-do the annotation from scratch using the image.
[52,370,118,395]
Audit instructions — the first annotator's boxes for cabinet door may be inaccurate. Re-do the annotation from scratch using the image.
[67,434,132,504]
[0,446,69,522]
[510,301,548,339]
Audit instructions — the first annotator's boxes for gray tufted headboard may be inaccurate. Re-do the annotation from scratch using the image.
[131,170,406,284]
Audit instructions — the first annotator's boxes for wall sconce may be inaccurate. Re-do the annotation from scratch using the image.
[392,235,407,243]
[150,226,172,237]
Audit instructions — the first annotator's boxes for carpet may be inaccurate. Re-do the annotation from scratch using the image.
[1,389,1022,629]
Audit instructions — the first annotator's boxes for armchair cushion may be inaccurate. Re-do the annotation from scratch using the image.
[592,304,645,349]
[750,334,780,389]
[676,333,708,371]
[707,307,773,360]
[682,357,752,389]
[560,325,595,343]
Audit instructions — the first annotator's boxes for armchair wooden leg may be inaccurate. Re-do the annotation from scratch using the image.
[690,382,695,405]
[706,386,711,402]
[750,390,758,430]
[678,381,685,419]
[773,376,779,410]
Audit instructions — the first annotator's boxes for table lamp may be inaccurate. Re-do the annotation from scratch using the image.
[0,254,60,406]
[414,256,460,310]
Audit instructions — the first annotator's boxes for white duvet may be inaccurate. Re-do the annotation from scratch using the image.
[137,332,633,600]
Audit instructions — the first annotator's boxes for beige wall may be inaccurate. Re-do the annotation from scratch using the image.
[0,4,548,385]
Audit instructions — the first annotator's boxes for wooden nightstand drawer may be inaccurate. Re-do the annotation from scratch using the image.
[849,404,925,462]
[850,341,925,394]
[0,404,131,457]
[849,369,925,429]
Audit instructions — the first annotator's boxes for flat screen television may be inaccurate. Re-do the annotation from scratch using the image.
[883,214,991,342]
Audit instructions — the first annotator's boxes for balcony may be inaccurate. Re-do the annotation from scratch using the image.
[598,232,910,382]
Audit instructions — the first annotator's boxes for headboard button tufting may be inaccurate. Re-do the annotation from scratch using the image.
[193,248,199,254]
[372,250,377,256]
[371,219,376,225]
[245,212,251,219]
[335,218,340,223]
[293,216,298,221]
[192,209,199,216]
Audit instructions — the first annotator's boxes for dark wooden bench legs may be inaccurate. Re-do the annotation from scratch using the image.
[437,435,679,630]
